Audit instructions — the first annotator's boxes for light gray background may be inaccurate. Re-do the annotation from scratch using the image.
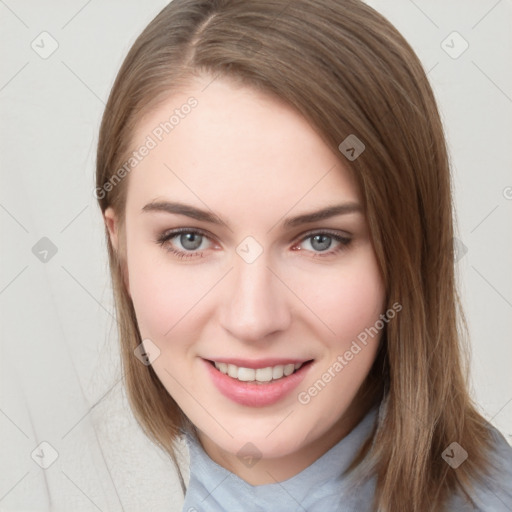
[1,1,511,511]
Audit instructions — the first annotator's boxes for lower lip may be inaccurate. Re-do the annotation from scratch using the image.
[203,359,313,407]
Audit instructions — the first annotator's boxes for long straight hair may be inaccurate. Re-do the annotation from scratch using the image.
[96,0,497,509]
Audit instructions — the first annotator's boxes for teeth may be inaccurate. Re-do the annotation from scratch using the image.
[237,367,255,381]
[283,364,295,376]
[227,364,238,378]
[213,361,305,382]
[272,365,284,380]
[255,367,273,382]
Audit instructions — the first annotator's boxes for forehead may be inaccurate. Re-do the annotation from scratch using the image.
[125,77,361,219]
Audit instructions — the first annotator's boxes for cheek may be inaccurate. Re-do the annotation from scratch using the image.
[332,273,384,341]
[293,254,385,430]
[126,243,207,339]
[299,252,385,345]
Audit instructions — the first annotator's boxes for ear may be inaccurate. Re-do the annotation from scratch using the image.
[104,207,119,252]
[104,207,131,296]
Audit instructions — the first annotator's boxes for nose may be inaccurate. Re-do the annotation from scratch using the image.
[219,255,292,343]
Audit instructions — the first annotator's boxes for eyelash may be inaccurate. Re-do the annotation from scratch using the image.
[156,228,352,260]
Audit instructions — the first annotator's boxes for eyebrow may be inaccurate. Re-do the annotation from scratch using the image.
[141,200,362,229]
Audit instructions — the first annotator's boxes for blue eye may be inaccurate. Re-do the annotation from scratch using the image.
[157,228,211,259]
[297,231,352,257]
[156,228,352,260]
[177,232,204,251]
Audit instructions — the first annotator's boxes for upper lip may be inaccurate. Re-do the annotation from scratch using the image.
[204,357,313,369]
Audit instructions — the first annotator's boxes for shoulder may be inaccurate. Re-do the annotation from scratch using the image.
[447,426,512,511]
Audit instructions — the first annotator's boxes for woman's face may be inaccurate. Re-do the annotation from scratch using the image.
[105,76,385,483]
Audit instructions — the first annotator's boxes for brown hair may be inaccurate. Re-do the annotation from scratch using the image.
[96,0,497,509]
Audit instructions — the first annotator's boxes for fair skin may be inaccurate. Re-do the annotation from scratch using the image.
[105,76,385,485]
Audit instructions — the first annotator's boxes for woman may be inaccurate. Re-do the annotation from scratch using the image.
[95,0,512,510]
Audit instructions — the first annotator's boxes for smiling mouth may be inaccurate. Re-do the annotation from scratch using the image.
[207,359,314,384]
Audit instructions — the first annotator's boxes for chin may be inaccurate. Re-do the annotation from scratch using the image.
[206,417,314,460]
